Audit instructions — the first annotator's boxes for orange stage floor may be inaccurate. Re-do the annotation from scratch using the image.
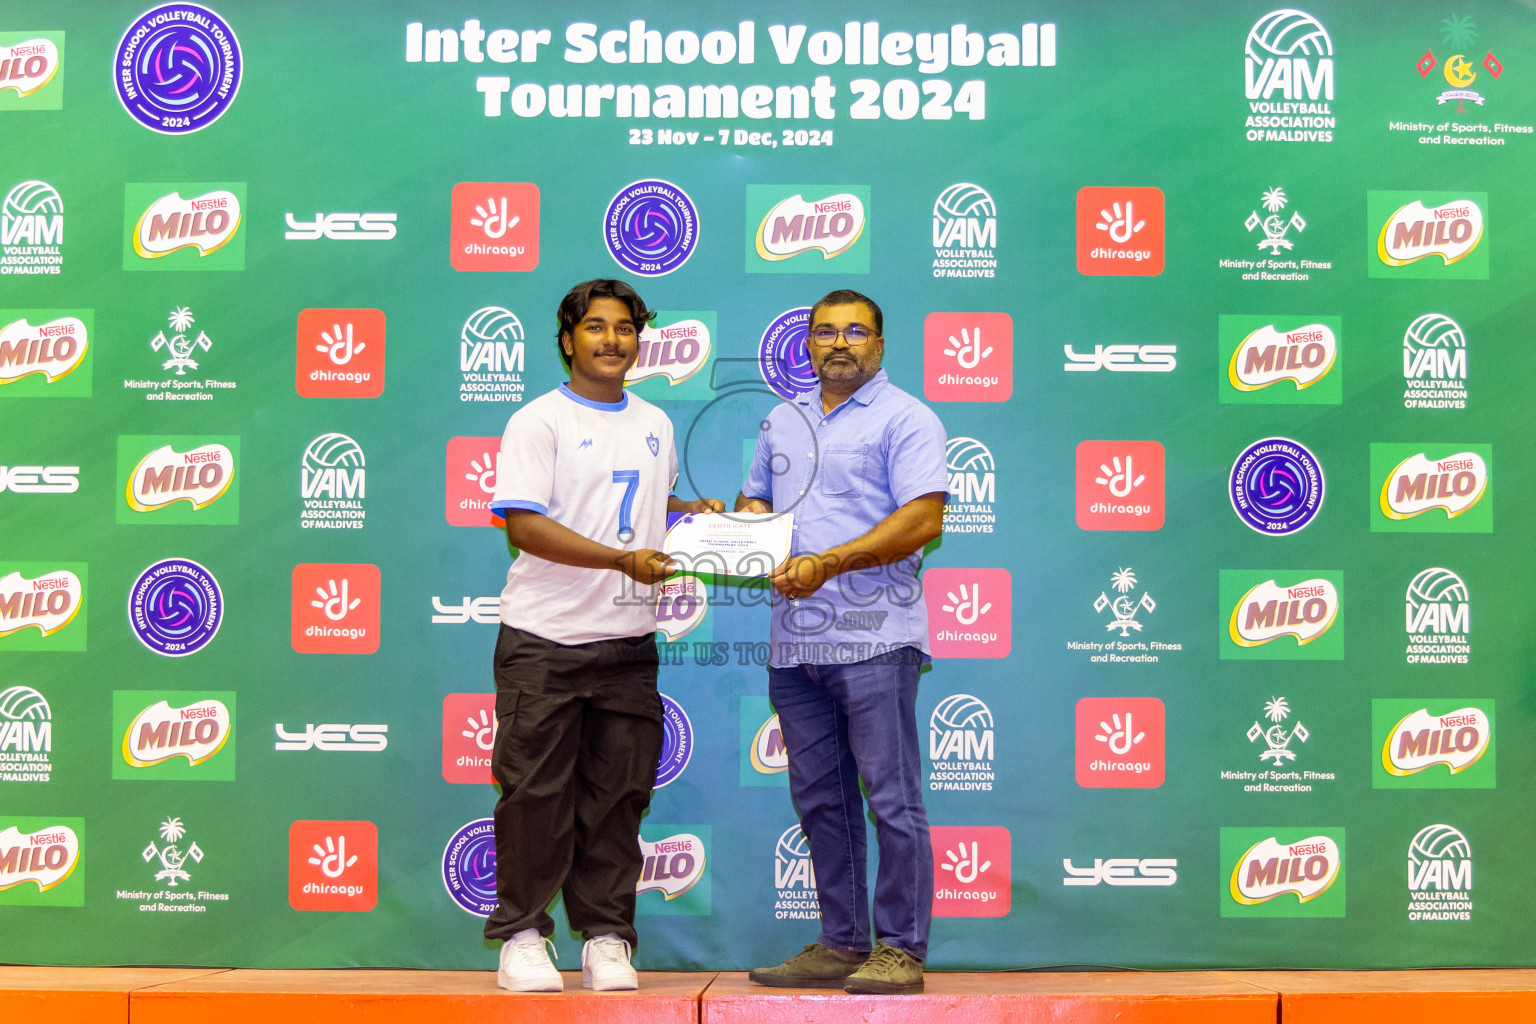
[4,966,1536,1024]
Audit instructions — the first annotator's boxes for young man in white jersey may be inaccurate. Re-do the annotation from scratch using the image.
[485,279,722,992]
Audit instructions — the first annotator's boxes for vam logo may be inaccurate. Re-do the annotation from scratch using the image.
[0,35,63,106]
[125,441,235,514]
[1406,567,1470,665]
[284,212,396,241]
[1381,706,1491,780]
[2,180,64,275]
[449,182,539,271]
[925,567,1012,658]
[928,693,995,792]
[1226,832,1343,913]
[300,433,366,529]
[0,568,83,643]
[1243,10,1336,142]
[1220,571,1342,661]
[1368,191,1488,279]
[0,685,53,783]
[746,185,870,274]
[459,306,525,403]
[296,308,385,398]
[0,313,90,394]
[932,183,997,279]
[944,437,995,536]
[128,186,244,266]
[773,824,819,920]
[0,819,83,906]
[1402,313,1467,410]
[1408,824,1473,922]
[1224,320,1339,399]
[113,692,236,780]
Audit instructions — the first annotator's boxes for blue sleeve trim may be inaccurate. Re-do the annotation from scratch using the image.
[491,499,548,514]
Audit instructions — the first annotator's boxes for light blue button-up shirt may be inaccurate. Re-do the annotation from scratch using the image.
[741,368,948,668]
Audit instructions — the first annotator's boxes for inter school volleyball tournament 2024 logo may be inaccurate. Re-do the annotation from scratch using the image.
[1242,9,1335,143]
[1370,444,1491,533]
[1219,316,1340,405]
[0,566,86,652]
[2,179,64,275]
[129,559,223,657]
[604,180,699,277]
[0,311,91,397]
[1228,437,1323,535]
[115,4,240,134]
[758,306,815,400]
[0,33,64,110]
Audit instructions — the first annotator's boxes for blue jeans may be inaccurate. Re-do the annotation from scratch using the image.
[769,647,932,961]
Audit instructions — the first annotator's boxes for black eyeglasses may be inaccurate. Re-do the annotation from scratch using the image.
[809,325,879,346]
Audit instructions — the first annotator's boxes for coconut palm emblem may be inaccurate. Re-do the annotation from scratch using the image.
[150,307,212,375]
[1247,697,1309,764]
[1094,567,1156,636]
[1245,188,1306,254]
[141,816,204,886]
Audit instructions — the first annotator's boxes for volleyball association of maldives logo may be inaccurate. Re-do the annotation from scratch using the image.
[655,694,693,788]
[1229,437,1323,534]
[115,4,241,134]
[1242,9,1336,143]
[758,306,815,400]
[604,180,699,277]
[129,558,222,657]
[442,818,497,917]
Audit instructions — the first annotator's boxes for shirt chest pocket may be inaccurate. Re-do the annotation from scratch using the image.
[818,443,868,498]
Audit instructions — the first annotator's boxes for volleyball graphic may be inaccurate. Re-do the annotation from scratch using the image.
[1407,567,1469,606]
[303,433,365,470]
[934,183,996,221]
[1246,9,1333,62]
[0,685,50,721]
[776,824,812,863]
[1404,314,1465,351]
[932,694,994,732]
[2,180,61,218]
[946,437,995,473]
[461,306,523,345]
[1410,823,1472,865]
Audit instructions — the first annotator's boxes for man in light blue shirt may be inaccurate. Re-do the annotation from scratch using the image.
[738,289,947,995]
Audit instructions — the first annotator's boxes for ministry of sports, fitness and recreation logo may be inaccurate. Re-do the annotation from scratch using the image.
[1222,828,1344,917]
[932,183,997,279]
[1406,567,1470,665]
[0,34,65,110]
[1095,567,1155,638]
[115,4,241,134]
[118,436,239,524]
[2,180,64,275]
[604,180,699,277]
[758,307,815,400]
[655,693,693,788]
[773,824,819,920]
[300,432,366,529]
[1229,437,1323,534]
[442,818,497,917]
[1371,444,1491,533]
[944,437,995,536]
[1368,191,1488,280]
[129,559,222,657]
[0,685,52,783]
[1402,313,1468,410]
[746,185,870,274]
[1220,697,1337,793]
[1408,824,1473,923]
[1242,10,1335,143]
[458,306,525,404]
[1220,570,1342,661]
[0,312,91,397]
[1373,700,1494,789]
[1220,316,1340,404]
[0,567,85,651]
[1416,15,1503,115]
[124,183,246,271]
[114,691,235,782]
[928,693,995,793]
[0,818,83,907]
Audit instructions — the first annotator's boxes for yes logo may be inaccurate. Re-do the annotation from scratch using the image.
[746,186,870,273]
[449,182,539,271]
[0,818,83,906]
[1219,316,1341,403]
[123,183,246,271]
[1368,191,1488,279]
[1076,186,1164,276]
[289,820,377,912]
[1220,570,1343,660]
[0,311,92,398]
[1074,697,1164,788]
[113,691,236,781]
[931,825,1011,917]
[923,312,1013,402]
[290,564,380,654]
[117,436,239,525]
[1222,828,1344,917]
[295,308,385,398]
[637,826,710,915]
[1372,445,1490,532]
[925,568,1011,658]
[441,693,495,785]
[1075,440,1165,530]
[1374,700,1494,789]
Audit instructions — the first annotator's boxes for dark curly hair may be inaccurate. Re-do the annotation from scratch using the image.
[554,279,655,368]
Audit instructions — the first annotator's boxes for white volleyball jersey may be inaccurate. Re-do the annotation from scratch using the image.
[491,384,677,644]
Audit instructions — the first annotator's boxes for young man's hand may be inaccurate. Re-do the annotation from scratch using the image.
[622,549,679,585]
[671,497,725,514]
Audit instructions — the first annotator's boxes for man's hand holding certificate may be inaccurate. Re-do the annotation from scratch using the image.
[664,511,794,581]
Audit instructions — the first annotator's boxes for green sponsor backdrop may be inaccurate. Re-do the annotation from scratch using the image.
[2,0,1534,971]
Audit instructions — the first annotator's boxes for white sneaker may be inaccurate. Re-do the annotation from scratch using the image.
[498,929,562,992]
[582,934,638,991]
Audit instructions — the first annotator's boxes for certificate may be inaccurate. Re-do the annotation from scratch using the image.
[663,512,794,580]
